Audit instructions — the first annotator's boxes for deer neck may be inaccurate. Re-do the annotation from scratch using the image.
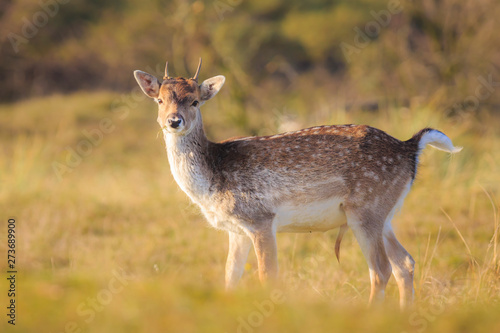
[163,112,214,204]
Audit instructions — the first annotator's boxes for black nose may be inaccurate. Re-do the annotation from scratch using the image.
[168,118,182,129]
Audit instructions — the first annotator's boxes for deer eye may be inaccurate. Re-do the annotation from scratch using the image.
[191,100,199,107]
[157,98,163,104]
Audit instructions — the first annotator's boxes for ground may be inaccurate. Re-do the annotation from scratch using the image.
[0,92,499,332]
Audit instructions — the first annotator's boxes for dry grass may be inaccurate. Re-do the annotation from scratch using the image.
[0,92,499,332]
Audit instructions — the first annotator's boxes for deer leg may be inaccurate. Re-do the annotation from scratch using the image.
[383,225,415,309]
[250,228,278,283]
[225,231,252,290]
[346,211,392,304]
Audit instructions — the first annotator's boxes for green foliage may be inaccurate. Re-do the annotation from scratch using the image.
[281,4,366,61]
[1,0,499,115]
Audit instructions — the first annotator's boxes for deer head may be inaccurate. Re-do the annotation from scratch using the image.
[134,58,225,134]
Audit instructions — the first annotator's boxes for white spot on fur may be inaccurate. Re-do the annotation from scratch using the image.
[363,171,379,181]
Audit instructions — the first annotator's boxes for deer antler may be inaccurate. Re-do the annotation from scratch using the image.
[163,61,170,80]
[191,58,202,82]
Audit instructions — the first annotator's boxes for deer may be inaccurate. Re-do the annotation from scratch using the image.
[133,59,462,309]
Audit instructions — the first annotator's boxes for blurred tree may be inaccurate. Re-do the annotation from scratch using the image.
[0,0,498,116]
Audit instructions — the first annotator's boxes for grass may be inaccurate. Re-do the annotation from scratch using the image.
[0,91,499,332]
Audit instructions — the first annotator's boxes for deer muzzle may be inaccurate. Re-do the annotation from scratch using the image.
[166,114,184,130]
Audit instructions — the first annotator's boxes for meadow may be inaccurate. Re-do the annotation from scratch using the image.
[0,90,499,333]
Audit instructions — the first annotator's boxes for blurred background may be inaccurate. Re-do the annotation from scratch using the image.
[1,0,500,332]
[2,0,500,115]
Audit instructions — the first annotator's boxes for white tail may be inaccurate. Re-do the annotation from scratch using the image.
[133,60,462,309]
[418,128,463,153]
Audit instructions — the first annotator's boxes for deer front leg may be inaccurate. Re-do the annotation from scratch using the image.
[251,228,278,283]
[225,231,252,290]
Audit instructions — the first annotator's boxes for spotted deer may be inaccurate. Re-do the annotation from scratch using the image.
[133,59,462,309]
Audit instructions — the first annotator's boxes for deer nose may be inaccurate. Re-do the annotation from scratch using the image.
[168,118,181,128]
[167,115,183,129]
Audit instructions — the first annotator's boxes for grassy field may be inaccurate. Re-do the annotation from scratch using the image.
[1,91,499,332]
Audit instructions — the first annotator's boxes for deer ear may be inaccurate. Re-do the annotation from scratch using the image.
[200,75,225,101]
[134,70,160,98]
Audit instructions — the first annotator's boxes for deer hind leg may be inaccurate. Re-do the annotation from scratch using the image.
[249,227,278,284]
[346,211,392,305]
[383,225,415,309]
[225,231,252,290]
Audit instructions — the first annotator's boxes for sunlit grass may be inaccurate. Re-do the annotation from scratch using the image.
[0,92,499,332]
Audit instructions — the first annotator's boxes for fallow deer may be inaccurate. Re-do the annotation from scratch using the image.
[133,59,462,309]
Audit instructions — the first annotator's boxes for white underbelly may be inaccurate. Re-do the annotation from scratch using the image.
[274,197,346,233]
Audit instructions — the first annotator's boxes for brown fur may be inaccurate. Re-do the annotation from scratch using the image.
[205,124,419,225]
[134,65,461,309]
